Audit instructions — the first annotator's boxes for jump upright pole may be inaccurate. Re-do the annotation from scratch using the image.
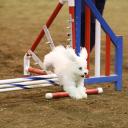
[95,19,101,77]
[75,0,83,55]
[105,33,111,76]
[68,0,76,49]
[85,3,91,77]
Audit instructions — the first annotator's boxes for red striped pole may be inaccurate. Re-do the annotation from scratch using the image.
[45,87,103,99]
[30,2,64,51]
[105,34,111,76]
[85,5,91,77]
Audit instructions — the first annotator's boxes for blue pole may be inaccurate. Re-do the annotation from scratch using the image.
[115,36,123,91]
[75,0,83,56]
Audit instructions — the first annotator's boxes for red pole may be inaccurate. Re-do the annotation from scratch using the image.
[30,2,64,51]
[28,67,47,75]
[105,34,111,76]
[85,5,91,77]
[69,6,76,49]
[45,87,103,99]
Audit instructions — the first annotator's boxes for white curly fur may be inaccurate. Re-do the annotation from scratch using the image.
[43,45,88,99]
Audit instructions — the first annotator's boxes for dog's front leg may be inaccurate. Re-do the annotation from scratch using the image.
[77,80,87,99]
[62,77,83,100]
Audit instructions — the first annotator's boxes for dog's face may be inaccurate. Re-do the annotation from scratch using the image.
[66,47,88,78]
[73,57,88,78]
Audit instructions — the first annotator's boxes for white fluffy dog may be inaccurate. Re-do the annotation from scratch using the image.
[43,45,88,99]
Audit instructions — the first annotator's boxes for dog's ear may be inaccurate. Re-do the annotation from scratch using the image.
[80,47,88,59]
[66,47,77,61]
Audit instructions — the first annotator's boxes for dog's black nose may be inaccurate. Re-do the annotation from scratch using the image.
[84,72,87,76]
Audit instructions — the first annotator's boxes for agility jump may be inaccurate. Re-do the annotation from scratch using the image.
[0,0,123,96]
[24,0,122,90]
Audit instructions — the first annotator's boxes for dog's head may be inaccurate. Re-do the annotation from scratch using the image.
[66,47,88,78]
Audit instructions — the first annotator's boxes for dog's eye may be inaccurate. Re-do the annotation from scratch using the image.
[79,67,82,70]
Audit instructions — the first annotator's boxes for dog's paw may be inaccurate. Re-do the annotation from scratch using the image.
[69,92,83,100]
[80,89,87,99]
[81,93,87,99]
[72,95,83,100]
[63,85,84,100]
[77,86,87,99]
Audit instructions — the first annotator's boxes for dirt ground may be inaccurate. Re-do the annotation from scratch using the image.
[0,0,128,128]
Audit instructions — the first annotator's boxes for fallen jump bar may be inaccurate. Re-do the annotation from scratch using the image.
[45,87,103,99]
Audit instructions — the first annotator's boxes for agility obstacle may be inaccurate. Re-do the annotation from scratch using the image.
[45,87,103,99]
[0,74,59,92]
[82,0,123,91]
[0,74,103,97]
[23,0,122,92]
[0,0,122,95]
